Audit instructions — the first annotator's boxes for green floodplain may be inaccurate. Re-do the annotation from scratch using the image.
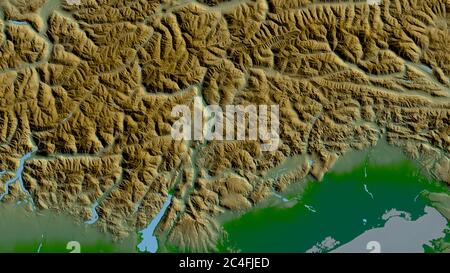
[218,142,450,253]
[0,204,137,253]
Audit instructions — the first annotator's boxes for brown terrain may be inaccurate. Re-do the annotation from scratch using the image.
[0,0,449,251]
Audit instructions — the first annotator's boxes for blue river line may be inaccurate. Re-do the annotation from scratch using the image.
[0,150,36,206]
[85,202,99,224]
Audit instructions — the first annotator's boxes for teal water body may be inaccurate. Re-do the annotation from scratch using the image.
[219,154,449,253]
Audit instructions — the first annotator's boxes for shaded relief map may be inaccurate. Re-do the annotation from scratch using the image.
[0,0,449,253]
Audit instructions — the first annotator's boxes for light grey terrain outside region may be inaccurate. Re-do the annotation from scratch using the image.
[331,206,447,253]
